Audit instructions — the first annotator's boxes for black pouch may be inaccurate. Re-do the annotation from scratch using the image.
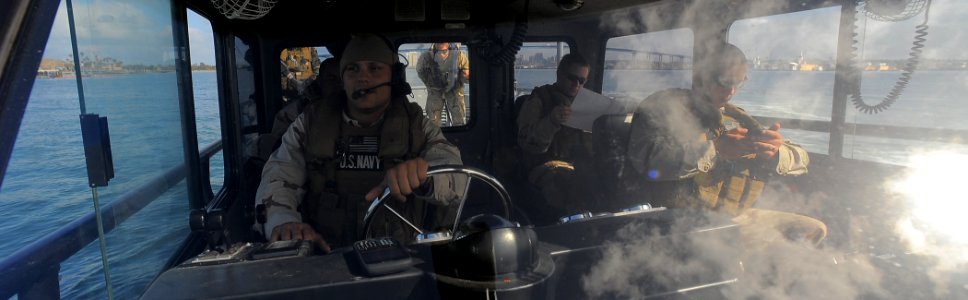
[306,191,344,246]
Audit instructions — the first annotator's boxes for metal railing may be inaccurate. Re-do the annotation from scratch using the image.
[0,140,223,299]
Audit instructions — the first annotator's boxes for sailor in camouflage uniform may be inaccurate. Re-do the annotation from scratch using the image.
[257,35,464,251]
[516,53,595,219]
[416,42,469,126]
[626,42,827,246]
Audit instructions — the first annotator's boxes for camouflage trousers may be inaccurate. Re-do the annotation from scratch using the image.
[426,91,466,126]
[733,208,828,249]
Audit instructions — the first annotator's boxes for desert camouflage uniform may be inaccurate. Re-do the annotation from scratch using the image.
[627,88,826,245]
[417,44,469,126]
[516,84,595,217]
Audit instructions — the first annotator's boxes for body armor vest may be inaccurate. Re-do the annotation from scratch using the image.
[631,90,768,216]
[521,84,593,171]
[301,96,427,247]
[693,104,768,216]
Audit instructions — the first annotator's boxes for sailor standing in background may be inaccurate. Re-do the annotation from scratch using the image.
[417,42,469,126]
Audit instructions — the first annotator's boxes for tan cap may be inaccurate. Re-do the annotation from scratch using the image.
[339,34,397,76]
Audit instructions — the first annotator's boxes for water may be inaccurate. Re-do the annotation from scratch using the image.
[602,69,968,164]
[2,69,967,298]
[0,71,222,299]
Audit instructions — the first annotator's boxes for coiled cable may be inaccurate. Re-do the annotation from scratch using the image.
[483,0,529,65]
[848,0,931,114]
[488,18,528,64]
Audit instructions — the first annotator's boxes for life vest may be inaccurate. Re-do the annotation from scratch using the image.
[521,84,593,171]
[628,90,769,215]
[693,104,769,216]
[301,94,427,247]
[626,88,721,210]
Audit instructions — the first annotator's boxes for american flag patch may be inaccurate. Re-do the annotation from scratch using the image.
[347,136,379,153]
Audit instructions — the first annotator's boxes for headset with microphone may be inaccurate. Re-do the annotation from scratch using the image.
[351,82,392,99]
[349,34,411,100]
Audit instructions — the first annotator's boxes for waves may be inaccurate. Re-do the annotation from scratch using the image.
[1,72,222,298]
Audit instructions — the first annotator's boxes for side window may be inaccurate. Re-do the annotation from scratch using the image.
[188,10,224,197]
[234,36,260,161]
[0,0,190,298]
[728,7,841,155]
[838,1,968,164]
[604,29,693,111]
[514,41,571,98]
[402,42,471,127]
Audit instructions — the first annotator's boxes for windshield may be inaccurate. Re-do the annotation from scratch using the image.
[3,0,968,299]
[577,1,968,298]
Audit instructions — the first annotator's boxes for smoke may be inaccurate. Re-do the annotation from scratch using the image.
[580,219,741,299]
[889,150,968,297]
[722,234,885,300]
[581,1,968,299]
[580,150,968,299]
[580,206,887,299]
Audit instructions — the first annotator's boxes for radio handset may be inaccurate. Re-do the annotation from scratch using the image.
[351,237,414,277]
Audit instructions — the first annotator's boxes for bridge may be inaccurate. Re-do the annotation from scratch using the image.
[603,47,691,70]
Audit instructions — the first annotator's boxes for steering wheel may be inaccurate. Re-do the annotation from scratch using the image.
[360,165,512,242]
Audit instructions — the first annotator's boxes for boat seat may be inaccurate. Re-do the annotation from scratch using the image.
[491,93,557,225]
[591,113,643,210]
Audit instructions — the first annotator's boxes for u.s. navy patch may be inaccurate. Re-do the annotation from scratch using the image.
[337,136,382,170]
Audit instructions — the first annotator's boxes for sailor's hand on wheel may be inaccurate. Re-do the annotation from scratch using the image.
[270,222,331,253]
[365,158,429,203]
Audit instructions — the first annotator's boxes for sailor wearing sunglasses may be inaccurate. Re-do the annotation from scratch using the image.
[627,42,827,247]
[516,53,596,220]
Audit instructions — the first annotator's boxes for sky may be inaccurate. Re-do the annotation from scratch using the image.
[186,10,216,65]
[728,2,968,62]
[42,0,968,66]
[43,0,216,65]
[602,0,968,61]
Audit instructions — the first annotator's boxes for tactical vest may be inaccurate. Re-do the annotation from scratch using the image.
[628,89,721,211]
[301,95,428,247]
[692,104,769,216]
[521,84,593,171]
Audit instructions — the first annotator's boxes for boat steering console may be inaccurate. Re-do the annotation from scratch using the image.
[142,166,742,299]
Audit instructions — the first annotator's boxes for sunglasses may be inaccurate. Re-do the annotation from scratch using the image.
[565,73,587,85]
[715,75,748,90]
